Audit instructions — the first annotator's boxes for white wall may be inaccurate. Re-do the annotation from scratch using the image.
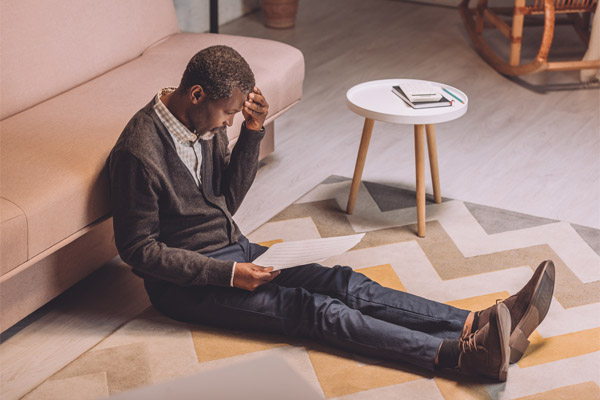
[173,0,260,33]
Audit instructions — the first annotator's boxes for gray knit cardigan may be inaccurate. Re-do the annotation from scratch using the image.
[108,100,264,287]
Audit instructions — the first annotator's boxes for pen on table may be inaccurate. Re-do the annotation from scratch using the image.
[443,87,464,104]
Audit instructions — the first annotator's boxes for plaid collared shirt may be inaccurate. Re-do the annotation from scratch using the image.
[153,87,214,187]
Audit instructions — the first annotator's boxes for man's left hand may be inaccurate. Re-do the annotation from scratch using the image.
[243,86,269,131]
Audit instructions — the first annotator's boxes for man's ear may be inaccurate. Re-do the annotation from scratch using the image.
[190,85,206,104]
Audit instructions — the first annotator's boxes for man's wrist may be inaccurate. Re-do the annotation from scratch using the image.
[242,121,265,133]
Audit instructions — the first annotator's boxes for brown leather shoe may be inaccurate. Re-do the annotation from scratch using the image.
[464,260,556,363]
[457,303,511,381]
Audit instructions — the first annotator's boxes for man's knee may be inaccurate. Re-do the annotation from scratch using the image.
[336,266,379,293]
[332,265,374,292]
[332,265,354,276]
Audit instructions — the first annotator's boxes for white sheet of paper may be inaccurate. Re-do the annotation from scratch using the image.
[252,233,365,270]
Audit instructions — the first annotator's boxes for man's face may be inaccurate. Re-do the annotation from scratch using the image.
[191,86,247,135]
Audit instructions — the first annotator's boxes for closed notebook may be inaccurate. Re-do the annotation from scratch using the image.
[392,85,452,109]
[396,81,442,102]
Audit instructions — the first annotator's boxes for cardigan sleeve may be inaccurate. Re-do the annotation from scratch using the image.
[221,122,265,215]
[108,150,234,287]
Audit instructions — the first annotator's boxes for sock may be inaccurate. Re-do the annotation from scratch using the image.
[436,339,460,369]
[471,312,479,334]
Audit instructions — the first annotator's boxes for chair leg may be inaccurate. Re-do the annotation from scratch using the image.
[510,0,526,66]
[414,125,426,238]
[475,0,488,33]
[537,0,556,64]
[346,118,375,215]
[425,124,442,204]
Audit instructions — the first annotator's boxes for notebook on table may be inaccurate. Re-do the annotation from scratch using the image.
[392,83,452,109]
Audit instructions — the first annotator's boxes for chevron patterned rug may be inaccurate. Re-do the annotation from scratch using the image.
[24,176,600,400]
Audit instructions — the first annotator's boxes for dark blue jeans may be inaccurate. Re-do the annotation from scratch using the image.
[144,236,469,371]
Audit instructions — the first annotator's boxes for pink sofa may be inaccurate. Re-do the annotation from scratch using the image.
[0,0,304,332]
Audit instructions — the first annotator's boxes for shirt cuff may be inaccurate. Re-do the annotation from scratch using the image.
[230,262,237,287]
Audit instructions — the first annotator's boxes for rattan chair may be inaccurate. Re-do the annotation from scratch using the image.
[459,0,599,75]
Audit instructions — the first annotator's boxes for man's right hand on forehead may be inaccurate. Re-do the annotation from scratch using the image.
[242,86,269,131]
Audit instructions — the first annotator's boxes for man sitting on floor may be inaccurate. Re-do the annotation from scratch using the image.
[107,45,555,382]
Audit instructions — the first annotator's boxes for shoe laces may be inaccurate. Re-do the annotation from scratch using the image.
[459,332,479,353]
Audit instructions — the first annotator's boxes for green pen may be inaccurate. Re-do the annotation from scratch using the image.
[443,87,464,104]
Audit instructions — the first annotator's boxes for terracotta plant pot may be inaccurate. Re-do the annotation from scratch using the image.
[261,0,299,29]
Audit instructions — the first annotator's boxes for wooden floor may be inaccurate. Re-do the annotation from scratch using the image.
[1,0,598,398]
[227,0,600,235]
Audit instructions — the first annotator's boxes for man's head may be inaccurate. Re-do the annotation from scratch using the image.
[178,45,255,135]
[181,45,255,100]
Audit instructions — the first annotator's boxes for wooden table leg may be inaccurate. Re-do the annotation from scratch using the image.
[346,118,375,214]
[425,124,442,204]
[414,124,426,237]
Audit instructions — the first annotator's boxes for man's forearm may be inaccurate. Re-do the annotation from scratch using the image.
[116,233,235,287]
[222,123,265,214]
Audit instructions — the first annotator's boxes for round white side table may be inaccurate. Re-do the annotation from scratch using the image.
[345,79,468,237]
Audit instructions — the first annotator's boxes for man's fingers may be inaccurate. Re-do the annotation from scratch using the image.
[248,91,268,107]
[252,271,277,285]
[246,96,268,109]
[248,92,264,101]
[252,264,274,272]
[244,103,267,116]
[244,109,266,118]
[243,87,269,130]
[252,265,279,279]
[233,263,280,291]
[264,269,280,281]
[253,271,271,280]
[244,101,264,111]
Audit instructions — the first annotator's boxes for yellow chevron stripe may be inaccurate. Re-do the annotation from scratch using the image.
[446,292,511,311]
[357,264,407,292]
[192,327,287,363]
[434,375,493,400]
[257,238,284,248]
[307,346,423,399]
[518,328,600,368]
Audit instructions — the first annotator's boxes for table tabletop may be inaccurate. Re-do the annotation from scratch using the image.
[346,79,468,125]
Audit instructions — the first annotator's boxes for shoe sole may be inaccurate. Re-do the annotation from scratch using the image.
[496,303,511,382]
[509,260,556,363]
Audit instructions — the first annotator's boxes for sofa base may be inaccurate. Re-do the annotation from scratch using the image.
[259,122,275,159]
[0,217,117,333]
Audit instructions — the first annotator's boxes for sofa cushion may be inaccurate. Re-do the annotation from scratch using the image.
[0,33,304,264]
[0,0,180,119]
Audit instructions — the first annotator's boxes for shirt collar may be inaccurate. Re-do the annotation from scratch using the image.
[153,87,214,144]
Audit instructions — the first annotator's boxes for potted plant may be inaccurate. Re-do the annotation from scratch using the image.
[261,0,299,29]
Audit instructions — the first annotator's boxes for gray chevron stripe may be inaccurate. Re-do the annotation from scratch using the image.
[464,202,559,235]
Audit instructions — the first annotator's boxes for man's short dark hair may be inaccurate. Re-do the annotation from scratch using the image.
[180,45,255,100]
